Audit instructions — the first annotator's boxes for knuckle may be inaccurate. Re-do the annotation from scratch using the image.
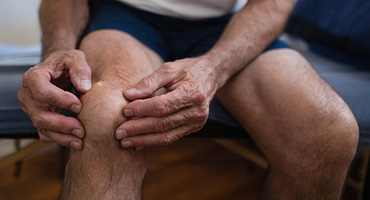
[177,84,188,92]
[39,134,49,142]
[157,118,170,132]
[32,115,44,129]
[161,62,173,70]
[53,120,65,133]
[19,103,28,112]
[33,88,48,103]
[194,108,209,121]
[156,101,169,116]
[198,117,207,126]
[193,124,204,133]
[140,77,154,89]
[81,64,92,75]
[181,67,192,77]
[162,134,179,145]
[20,105,26,112]
[58,137,71,147]
[192,90,207,104]
[17,91,23,103]
[68,49,84,58]
[22,71,30,83]
[22,67,38,84]
[177,85,193,102]
[53,93,67,107]
[189,122,205,134]
[128,138,144,147]
[200,109,209,119]
[66,50,86,65]
[130,125,141,136]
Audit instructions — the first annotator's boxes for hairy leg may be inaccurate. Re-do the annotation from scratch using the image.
[216,49,359,200]
[60,30,163,199]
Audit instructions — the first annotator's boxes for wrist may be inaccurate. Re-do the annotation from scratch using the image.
[42,49,70,61]
[41,31,78,61]
[201,52,232,91]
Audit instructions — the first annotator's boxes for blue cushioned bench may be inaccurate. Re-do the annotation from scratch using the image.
[0,65,37,138]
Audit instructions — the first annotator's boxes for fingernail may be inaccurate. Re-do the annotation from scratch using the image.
[116,129,127,139]
[70,141,82,150]
[125,88,137,94]
[70,104,81,113]
[123,108,133,117]
[80,80,91,90]
[121,140,133,148]
[72,129,83,138]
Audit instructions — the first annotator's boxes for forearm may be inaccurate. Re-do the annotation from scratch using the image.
[207,0,293,89]
[39,0,89,60]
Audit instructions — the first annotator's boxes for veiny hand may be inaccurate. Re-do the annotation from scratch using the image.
[17,50,91,150]
[115,56,220,149]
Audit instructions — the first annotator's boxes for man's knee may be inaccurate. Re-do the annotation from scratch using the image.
[249,49,359,172]
[78,81,128,149]
[72,80,150,168]
[62,81,149,199]
[273,98,359,175]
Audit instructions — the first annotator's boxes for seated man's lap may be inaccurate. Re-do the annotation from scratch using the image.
[83,0,290,129]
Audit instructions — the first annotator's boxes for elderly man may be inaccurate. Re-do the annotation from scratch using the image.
[17,0,358,199]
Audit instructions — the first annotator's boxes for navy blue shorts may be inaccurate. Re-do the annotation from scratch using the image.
[83,0,290,127]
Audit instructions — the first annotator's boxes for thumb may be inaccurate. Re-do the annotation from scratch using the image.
[67,51,92,93]
[124,70,169,100]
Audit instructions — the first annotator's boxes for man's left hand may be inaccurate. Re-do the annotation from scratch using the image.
[115,56,219,149]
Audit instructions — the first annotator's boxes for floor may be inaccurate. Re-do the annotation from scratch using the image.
[0,138,266,200]
[0,138,362,200]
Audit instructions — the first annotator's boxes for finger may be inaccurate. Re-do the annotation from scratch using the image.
[39,129,83,150]
[135,147,145,151]
[63,50,92,93]
[18,87,31,114]
[30,110,84,138]
[20,88,85,139]
[116,107,203,140]
[19,87,54,114]
[123,86,206,117]
[38,133,53,143]
[124,66,173,100]
[120,124,200,148]
[27,72,82,114]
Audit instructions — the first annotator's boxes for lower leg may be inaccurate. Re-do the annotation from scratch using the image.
[217,49,359,199]
[60,30,163,199]
[60,83,151,199]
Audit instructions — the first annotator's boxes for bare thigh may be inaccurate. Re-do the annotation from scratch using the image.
[216,49,357,167]
[81,29,163,87]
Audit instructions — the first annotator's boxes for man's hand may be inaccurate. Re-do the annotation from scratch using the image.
[17,50,91,150]
[115,57,219,149]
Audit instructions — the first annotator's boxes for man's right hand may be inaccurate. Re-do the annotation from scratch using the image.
[17,50,91,150]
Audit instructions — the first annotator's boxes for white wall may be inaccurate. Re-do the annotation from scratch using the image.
[0,0,299,45]
[0,0,41,45]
